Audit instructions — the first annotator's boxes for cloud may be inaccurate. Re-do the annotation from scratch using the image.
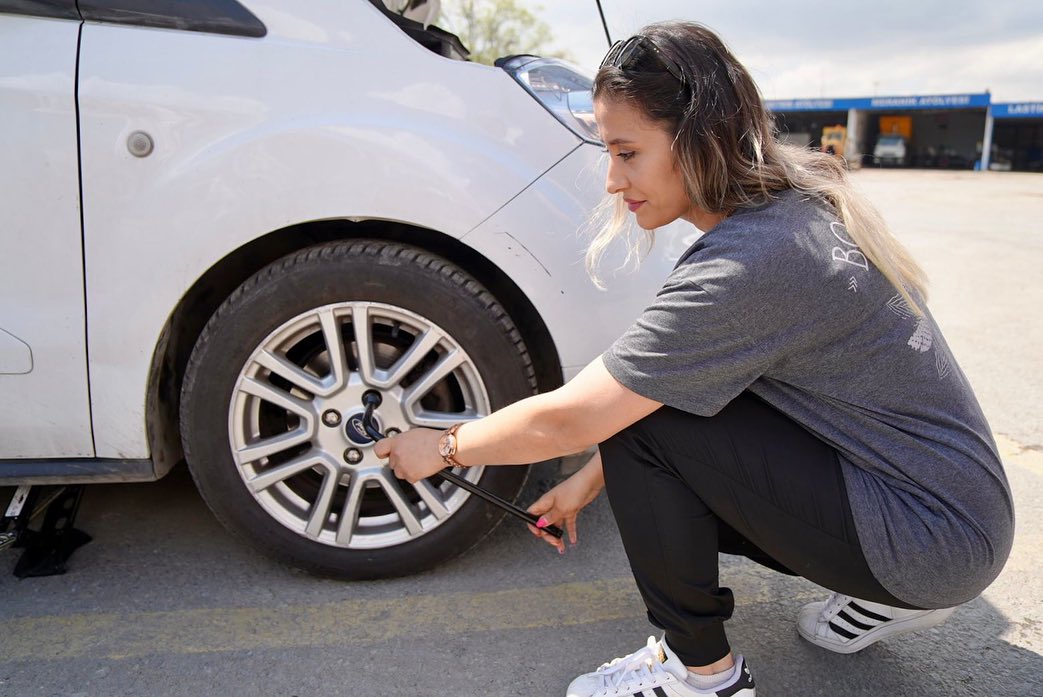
[533,1,1043,102]
[747,33,1043,101]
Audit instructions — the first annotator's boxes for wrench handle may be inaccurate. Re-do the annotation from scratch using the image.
[362,405,563,540]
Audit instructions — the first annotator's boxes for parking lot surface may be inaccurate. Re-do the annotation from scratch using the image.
[2,170,1041,696]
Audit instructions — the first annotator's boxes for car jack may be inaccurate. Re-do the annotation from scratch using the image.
[1,485,92,578]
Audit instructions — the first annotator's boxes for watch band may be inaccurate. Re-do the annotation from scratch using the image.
[440,422,467,468]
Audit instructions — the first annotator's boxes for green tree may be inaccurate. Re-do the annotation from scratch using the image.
[439,0,569,65]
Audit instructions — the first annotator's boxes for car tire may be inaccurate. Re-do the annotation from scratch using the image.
[180,239,538,579]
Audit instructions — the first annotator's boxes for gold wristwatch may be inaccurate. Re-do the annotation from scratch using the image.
[438,422,466,468]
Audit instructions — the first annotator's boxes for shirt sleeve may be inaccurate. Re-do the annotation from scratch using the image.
[602,252,794,416]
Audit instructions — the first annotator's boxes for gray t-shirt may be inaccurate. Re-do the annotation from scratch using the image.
[602,189,1013,608]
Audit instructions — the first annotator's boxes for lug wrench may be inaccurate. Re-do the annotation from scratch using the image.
[360,391,563,539]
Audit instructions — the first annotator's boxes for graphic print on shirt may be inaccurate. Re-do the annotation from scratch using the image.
[886,293,915,320]
[936,347,953,380]
[829,221,869,271]
[827,221,947,378]
[907,318,933,352]
[886,293,951,378]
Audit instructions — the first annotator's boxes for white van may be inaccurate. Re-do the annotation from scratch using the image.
[873,134,908,166]
[0,0,673,577]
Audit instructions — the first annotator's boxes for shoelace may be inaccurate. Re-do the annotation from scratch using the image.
[820,592,852,621]
[598,659,669,694]
[594,637,670,694]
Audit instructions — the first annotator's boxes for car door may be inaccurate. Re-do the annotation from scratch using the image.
[0,2,94,458]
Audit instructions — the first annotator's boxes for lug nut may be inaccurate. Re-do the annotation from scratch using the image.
[343,448,363,464]
[322,410,342,427]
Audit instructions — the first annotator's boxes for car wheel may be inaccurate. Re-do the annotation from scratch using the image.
[179,240,538,578]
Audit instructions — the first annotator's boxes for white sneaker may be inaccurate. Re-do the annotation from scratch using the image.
[797,592,956,654]
[565,636,756,697]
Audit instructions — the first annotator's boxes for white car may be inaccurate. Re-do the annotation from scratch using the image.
[0,0,676,577]
[873,134,908,166]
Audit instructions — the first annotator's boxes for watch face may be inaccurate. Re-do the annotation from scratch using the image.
[438,434,453,458]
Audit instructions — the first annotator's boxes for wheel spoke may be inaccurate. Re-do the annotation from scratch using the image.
[375,471,423,536]
[411,478,451,520]
[401,349,466,412]
[253,349,328,396]
[350,305,376,386]
[409,409,481,430]
[335,472,368,546]
[318,308,349,393]
[246,452,330,493]
[305,466,340,538]
[375,328,442,389]
[239,377,314,420]
[236,427,312,464]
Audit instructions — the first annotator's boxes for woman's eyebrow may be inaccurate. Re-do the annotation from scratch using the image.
[606,138,635,146]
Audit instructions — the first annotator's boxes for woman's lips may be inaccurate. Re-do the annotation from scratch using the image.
[625,199,645,212]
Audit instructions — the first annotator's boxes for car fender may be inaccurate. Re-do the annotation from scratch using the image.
[465,144,692,379]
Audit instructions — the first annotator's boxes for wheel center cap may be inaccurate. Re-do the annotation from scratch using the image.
[345,412,379,444]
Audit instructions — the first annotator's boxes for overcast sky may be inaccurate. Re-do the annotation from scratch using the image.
[534,1,1043,103]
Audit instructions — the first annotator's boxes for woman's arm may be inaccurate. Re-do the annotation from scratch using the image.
[374,356,661,482]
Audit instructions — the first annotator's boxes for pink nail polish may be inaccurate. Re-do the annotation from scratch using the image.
[558,547,565,555]
[536,517,548,529]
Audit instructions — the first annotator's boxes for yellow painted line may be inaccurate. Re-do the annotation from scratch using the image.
[0,578,644,662]
[996,433,1043,475]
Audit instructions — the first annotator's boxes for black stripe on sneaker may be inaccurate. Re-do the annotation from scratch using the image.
[653,688,669,697]
[716,672,755,697]
[849,602,891,623]
[828,620,859,640]
[713,658,755,697]
[837,609,875,631]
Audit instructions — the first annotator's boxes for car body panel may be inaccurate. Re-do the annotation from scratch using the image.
[0,13,94,458]
[76,0,581,457]
[464,143,692,378]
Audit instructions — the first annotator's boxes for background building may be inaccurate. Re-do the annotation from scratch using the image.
[768,94,1043,172]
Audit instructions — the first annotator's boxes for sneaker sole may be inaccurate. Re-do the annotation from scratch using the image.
[797,606,955,654]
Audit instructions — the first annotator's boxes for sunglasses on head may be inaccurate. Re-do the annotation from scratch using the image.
[600,35,686,86]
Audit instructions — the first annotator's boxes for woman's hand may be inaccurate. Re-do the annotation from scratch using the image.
[526,453,605,554]
[373,428,445,483]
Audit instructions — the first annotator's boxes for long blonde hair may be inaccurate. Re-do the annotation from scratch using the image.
[588,22,927,314]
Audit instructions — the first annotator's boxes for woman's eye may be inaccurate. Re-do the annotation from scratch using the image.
[618,151,635,161]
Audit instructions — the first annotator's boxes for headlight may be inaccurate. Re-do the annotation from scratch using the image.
[497,55,600,145]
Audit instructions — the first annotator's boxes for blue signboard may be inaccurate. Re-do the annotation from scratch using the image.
[765,98,860,112]
[767,93,991,112]
[992,102,1043,119]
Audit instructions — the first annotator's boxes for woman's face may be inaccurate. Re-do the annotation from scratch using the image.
[595,97,697,230]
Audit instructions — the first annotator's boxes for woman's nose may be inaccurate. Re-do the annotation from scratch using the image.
[605,158,626,195]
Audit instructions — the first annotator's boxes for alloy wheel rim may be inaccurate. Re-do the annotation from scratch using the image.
[228,301,490,549]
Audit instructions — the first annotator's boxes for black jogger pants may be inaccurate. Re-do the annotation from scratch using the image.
[599,393,912,666]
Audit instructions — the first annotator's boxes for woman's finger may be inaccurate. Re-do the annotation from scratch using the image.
[535,528,564,553]
[526,492,555,516]
[536,514,565,553]
[565,514,579,545]
[527,513,565,553]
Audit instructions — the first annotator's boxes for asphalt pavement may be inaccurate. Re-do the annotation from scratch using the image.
[1,170,1041,696]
